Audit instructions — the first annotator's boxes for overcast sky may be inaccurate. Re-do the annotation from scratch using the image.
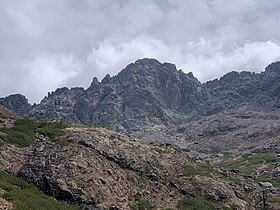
[1,0,280,103]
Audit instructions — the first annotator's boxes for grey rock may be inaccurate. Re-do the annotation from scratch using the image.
[1,59,280,153]
[7,58,207,133]
[258,182,273,188]
[0,94,31,116]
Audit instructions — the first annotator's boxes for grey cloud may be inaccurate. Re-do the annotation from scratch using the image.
[1,0,280,103]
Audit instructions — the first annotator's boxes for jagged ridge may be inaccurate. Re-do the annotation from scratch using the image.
[1,58,280,146]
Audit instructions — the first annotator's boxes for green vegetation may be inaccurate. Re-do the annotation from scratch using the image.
[176,198,216,210]
[0,170,80,210]
[183,164,205,176]
[128,193,154,210]
[223,176,242,185]
[268,195,280,204]
[182,164,215,177]
[139,174,149,185]
[222,152,233,159]
[0,119,38,147]
[255,175,280,187]
[37,120,70,138]
[220,152,280,187]
[220,152,278,175]
[0,139,4,146]
[57,139,70,147]
[0,119,70,147]
[174,147,191,153]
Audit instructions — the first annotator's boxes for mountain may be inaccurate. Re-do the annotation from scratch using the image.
[1,59,280,209]
[0,59,208,129]
[3,59,280,123]
[1,108,278,209]
[1,58,280,153]
[25,58,208,131]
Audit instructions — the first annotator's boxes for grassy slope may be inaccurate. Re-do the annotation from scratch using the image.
[0,117,78,209]
[0,119,70,147]
[218,152,280,191]
[0,170,81,210]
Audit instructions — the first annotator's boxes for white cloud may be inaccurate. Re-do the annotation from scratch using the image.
[183,40,280,81]
[85,35,171,77]
[74,37,280,86]
[1,0,280,103]
[21,53,81,103]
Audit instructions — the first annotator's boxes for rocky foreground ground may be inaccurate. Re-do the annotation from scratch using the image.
[0,108,279,210]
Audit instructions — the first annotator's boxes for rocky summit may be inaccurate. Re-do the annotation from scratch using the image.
[21,58,208,132]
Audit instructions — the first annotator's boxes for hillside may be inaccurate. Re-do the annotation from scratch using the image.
[1,108,279,209]
[168,109,280,153]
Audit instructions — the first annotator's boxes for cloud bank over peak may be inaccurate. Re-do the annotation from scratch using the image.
[1,0,280,103]
[70,37,280,87]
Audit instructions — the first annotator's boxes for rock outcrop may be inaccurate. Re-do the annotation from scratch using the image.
[0,197,13,210]
[0,125,256,209]
[0,94,31,116]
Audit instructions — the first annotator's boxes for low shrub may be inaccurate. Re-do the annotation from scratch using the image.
[128,193,154,210]
[220,152,278,175]
[0,119,70,147]
[176,197,216,210]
